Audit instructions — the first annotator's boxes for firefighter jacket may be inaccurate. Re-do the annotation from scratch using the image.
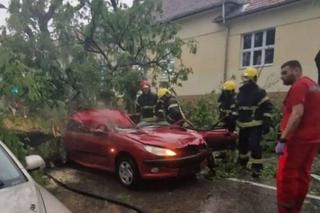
[218,91,237,131]
[236,81,273,128]
[136,91,158,120]
[156,95,183,124]
[218,91,237,120]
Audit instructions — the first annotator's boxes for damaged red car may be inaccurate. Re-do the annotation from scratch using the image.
[62,109,236,188]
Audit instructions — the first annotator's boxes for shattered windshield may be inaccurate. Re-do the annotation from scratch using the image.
[0,146,27,189]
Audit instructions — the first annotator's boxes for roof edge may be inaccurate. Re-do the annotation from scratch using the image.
[214,0,302,23]
[163,1,242,22]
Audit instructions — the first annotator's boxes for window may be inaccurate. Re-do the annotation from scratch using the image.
[0,145,27,188]
[241,28,275,67]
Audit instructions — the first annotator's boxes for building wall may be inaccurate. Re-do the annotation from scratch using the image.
[173,9,228,96]
[227,0,320,93]
[174,0,320,96]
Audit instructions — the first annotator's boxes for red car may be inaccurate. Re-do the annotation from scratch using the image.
[62,109,236,188]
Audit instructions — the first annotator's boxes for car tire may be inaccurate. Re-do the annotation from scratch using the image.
[58,140,68,165]
[116,156,140,188]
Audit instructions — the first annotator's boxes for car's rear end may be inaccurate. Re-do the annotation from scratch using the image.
[199,128,237,151]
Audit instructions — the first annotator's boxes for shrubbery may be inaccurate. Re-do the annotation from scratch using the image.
[0,129,27,164]
[180,92,219,129]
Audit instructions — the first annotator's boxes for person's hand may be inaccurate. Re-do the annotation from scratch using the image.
[275,139,286,155]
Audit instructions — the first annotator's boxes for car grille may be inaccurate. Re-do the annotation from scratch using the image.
[177,144,207,157]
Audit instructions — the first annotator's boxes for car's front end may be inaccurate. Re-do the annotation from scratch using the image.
[142,143,208,178]
[119,125,209,179]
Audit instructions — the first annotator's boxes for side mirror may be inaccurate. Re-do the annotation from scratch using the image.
[25,155,46,171]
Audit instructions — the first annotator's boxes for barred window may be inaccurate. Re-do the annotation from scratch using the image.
[241,28,275,67]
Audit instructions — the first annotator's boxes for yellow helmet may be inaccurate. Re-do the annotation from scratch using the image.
[243,67,258,79]
[158,88,170,98]
[223,80,237,91]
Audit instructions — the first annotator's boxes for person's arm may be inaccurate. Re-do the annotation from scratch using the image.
[280,104,304,140]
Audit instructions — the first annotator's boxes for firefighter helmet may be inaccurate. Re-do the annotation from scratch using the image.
[243,67,258,79]
[223,80,237,91]
[158,88,170,98]
[140,80,151,90]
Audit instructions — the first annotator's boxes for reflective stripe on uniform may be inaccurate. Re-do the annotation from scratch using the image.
[238,106,258,110]
[239,153,250,159]
[167,115,175,123]
[237,120,263,128]
[251,158,263,164]
[142,106,155,109]
[257,96,269,106]
[142,117,157,122]
[232,111,239,116]
[263,113,272,118]
[168,103,179,109]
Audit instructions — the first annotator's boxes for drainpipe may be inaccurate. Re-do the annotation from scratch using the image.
[222,0,230,82]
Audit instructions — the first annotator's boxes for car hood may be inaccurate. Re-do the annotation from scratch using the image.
[119,126,205,149]
[0,181,45,213]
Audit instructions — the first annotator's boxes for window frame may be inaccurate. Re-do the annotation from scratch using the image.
[240,28,275,68]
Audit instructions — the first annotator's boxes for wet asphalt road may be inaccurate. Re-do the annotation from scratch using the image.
[46,165,320,213]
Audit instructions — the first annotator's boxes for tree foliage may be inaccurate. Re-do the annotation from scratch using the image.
[0,0,196,114]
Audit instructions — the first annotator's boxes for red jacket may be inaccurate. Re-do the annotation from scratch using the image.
[280,76,320,143]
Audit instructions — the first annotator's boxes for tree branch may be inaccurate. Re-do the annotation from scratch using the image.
[110,0,118,11]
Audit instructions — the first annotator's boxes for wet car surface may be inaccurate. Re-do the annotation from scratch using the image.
[63,108,209,187]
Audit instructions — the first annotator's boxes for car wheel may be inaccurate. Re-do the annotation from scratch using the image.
[58,140,68,165]
[117,156,140,188]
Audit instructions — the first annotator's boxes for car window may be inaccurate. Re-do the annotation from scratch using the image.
[66,120,90,133]
[107,116,134,129]
[0,145,27,189]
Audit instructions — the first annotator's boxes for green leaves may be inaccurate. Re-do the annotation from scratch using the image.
[0,0,196,114]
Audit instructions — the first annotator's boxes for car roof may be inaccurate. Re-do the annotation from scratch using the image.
[71,108,134,127]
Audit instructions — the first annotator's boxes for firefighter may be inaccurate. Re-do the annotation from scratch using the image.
[217,80,237,132]
[156,88,183,124]
[135,80,158,123]
[236,67,273,178]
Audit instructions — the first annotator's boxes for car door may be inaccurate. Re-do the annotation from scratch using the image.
[75,122,111,170]
[64,120,107,167]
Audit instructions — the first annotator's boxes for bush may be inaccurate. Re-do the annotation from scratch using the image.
[0,129,27,164]
[180,92,219,129]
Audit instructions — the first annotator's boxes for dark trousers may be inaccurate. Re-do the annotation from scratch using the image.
[238,126,263,168]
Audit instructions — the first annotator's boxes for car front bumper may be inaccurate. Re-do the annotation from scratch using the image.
[141,150,208,179]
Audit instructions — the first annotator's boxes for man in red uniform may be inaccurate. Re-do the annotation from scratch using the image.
[276,60,320,213]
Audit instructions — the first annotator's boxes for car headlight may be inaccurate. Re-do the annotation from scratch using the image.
[144,145,176,156]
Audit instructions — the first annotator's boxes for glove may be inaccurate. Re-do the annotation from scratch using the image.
[275,139,286,155]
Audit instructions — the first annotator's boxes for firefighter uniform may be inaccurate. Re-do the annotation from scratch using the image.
[156,88,183,124]
[136,80,158,122]
[218,80,237,132]
[236,67,273,177]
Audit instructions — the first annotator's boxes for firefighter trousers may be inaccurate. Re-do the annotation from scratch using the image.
[238,126,263,169]
[277,143,320,213]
